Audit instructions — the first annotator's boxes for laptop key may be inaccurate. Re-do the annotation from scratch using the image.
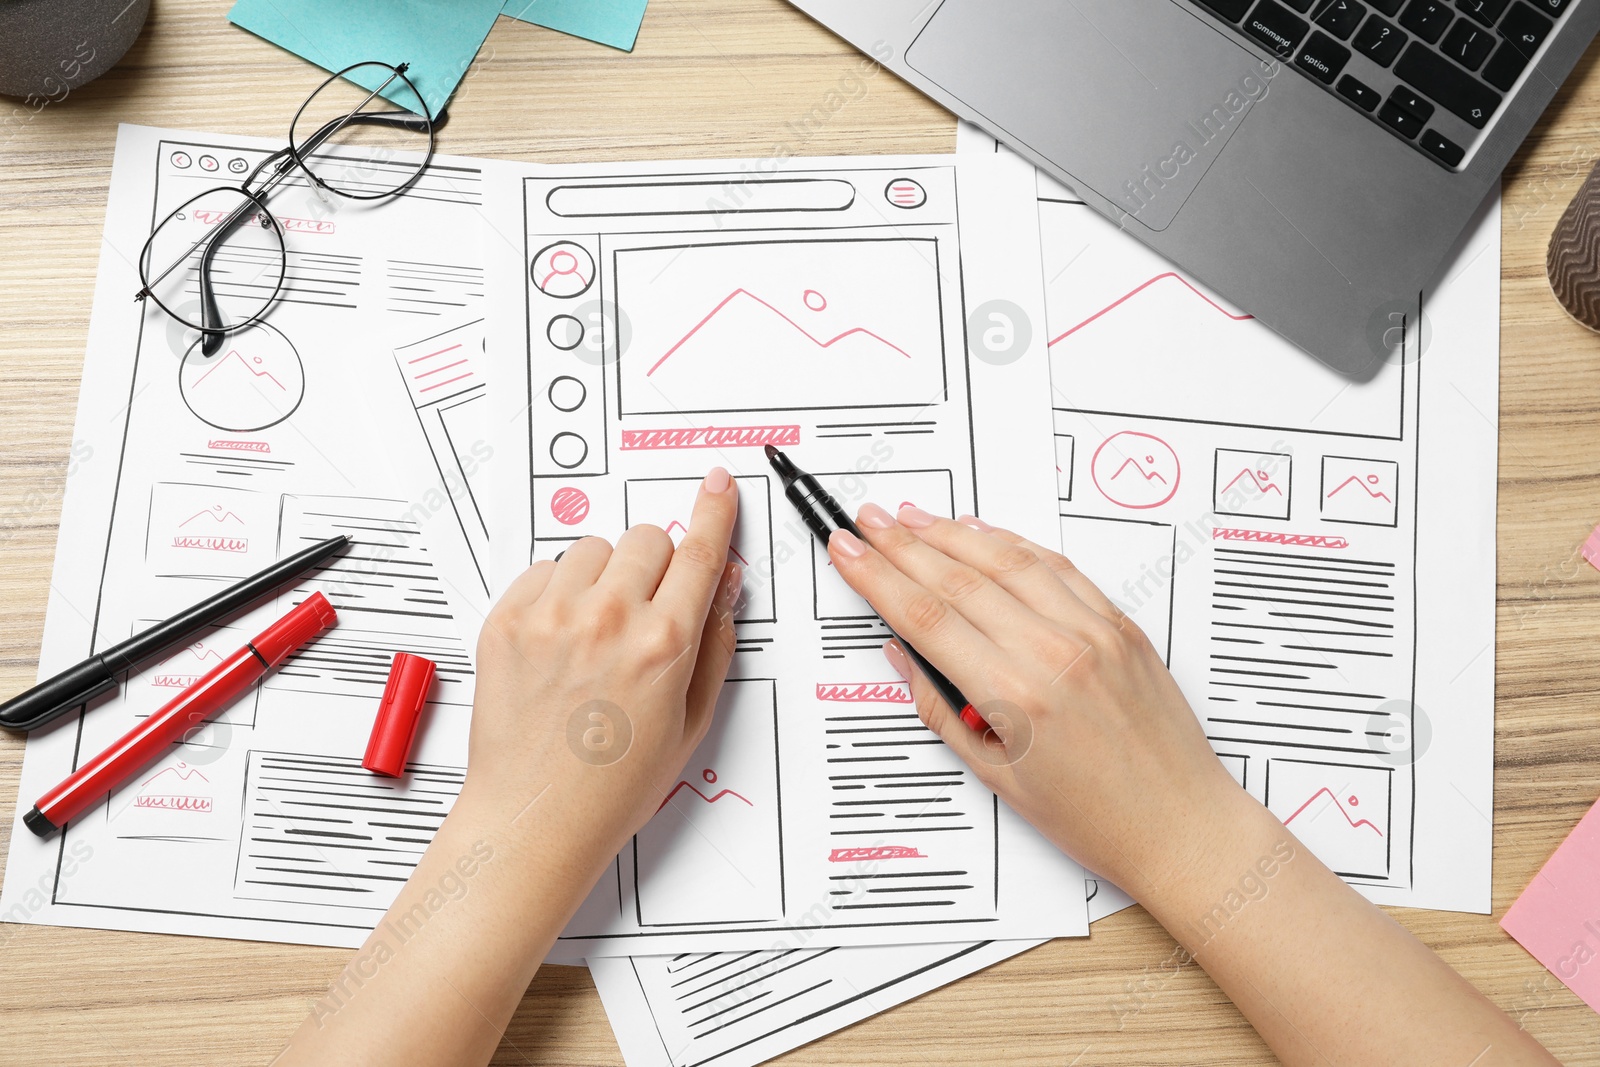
[1388,83,1437,119]
[1282,0,1317,10]
[1499,3,1554,57]
[1527,0,1571,15]
[1420,128,1467,165]
[1400,0,1454,42]
[1314,0,1369,36]
[1395,41,1504,125]
[1369,0,1405,10]
[1297,30,1353,81]
[1192,0,1255,21]
[1337,74,1383,109]
[1441,19,1495,67]
[1482,36,1532,87]
[1244,0,1312,55]
[1354,14,1408,64]
[1379,99,1427,136]
[1455,0,1511,26]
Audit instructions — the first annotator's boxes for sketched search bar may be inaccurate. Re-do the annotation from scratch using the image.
[545,178,857,217]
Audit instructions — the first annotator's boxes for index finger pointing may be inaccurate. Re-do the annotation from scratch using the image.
[654,467,741,620]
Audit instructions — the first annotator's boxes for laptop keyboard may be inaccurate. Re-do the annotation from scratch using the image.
[1188,0,1575,169]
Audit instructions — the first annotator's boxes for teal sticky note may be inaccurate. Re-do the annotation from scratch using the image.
[227,0,503,117]
[502,0,649,52]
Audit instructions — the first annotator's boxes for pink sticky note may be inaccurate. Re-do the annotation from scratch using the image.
[1502,798,1600,1014]
[1581,525,1600,572]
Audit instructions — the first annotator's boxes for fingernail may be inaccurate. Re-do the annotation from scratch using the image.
[703,467,730,493]
[897,505,937,529]
[883,640,912,680]
[830,529,868,559]
[857,502,895,529]
[958,514,994,532]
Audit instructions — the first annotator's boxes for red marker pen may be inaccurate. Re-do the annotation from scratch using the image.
[22,593,338,837]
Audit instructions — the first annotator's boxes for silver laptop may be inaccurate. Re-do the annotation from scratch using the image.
[785,0,1599,378]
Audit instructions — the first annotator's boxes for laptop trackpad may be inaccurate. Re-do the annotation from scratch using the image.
[906,0,1270,232]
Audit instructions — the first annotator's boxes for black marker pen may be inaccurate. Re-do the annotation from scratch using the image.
[765,445,989,733]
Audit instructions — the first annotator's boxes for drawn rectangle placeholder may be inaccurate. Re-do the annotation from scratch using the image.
[234,751,465,911]
[1040,201,1406,440]
[811,470,957,620]
[146,481,277,579]
[1264,758,1392,880]
[1058,515,1175,665]
[613,238,949,416]
[624,475,776,623]
[633,679,782,927]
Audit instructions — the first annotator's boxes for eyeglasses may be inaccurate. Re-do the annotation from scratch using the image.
[135,61,445,356]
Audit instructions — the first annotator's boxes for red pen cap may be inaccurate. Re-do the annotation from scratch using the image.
[363,653,436,778]
[250,592,338,667]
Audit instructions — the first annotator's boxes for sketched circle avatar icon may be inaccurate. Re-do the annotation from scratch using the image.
[1091,431,1180,509]
[885,178,927,209]
[550,486,591,525]
[1364,700,1430,767]
[531,241,595,299]
[567,700,632,766]
[964,699,1034,768]
[178,321,305,433]
[569,299,630,368]
[1364,299,1432,367]
[967,299,1032,366]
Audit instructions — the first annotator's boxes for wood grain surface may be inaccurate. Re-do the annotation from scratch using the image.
[1,2,1598,1064]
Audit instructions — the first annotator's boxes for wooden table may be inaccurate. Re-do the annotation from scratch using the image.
[2,2,1598,1063]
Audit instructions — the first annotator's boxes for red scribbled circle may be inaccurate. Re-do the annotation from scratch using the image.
[550,487,591,526]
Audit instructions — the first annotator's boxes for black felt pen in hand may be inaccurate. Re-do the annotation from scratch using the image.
[765,445,989,733]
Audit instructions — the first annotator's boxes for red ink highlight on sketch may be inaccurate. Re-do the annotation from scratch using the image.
[621,425,801,451]
[1327,474,1392,503]
[134,764,214,812]
[550,487,591,526]
[828,846,926,863]
[1283,787,1383,836]
[816,682,913,704]
[646,290,915,376]
[656,767,753,813]
[1049,272,1253,346]
[171,536,249,553]
[207,439,270,453]
[540,250,590,290]
[1213,527,1349,550]
[192,209,333,234]
[408,343,462,365]
[180,506,245,527]
[1221,468,1282,496]
[192,350,288,392]
[1110,456,1168,485]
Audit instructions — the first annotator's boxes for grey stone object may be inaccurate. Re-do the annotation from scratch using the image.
[0,0,151,99]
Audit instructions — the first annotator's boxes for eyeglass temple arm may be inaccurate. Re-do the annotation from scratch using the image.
[193,93,443,352]
[196,199,267,355]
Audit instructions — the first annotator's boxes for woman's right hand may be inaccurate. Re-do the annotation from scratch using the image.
[829,504,1259,902]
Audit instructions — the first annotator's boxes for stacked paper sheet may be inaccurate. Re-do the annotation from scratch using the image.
[0,122,1502,1067]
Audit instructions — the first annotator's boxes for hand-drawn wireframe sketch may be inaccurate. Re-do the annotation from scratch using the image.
[488,154,1091,958]
[2,126,488,950]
